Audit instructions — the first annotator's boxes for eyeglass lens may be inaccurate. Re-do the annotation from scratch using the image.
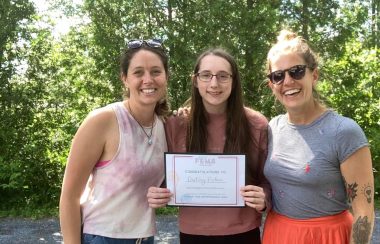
[198,71,231,82]
[268,65,307,84]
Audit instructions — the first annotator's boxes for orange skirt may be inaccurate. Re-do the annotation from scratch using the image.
[262,210,353,244]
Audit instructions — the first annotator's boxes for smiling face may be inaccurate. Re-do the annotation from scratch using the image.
[195,54,233,114]
[122,49,167,107]
[268,52,318,112]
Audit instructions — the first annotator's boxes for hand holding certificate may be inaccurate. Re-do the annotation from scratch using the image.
[165,153,246,207]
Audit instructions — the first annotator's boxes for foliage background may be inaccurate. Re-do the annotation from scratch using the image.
[0,0,379,216]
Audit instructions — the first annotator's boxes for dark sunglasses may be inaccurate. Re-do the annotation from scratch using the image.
[267,65,309,85]
[127,39,163,49]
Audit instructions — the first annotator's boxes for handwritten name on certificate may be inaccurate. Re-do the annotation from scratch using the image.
[165,153,246,207]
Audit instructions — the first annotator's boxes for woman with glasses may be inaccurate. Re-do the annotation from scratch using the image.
[147,48,271,244]
[59,39,170,244]
[262,30,374,244]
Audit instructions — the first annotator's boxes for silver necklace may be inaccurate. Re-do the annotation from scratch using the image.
[127,101,154,145]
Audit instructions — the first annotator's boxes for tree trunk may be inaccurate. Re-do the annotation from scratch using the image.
[301,0,309,40]
[373,0,380,48]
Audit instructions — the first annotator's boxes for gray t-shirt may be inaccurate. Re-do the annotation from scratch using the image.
[264,110,368,219]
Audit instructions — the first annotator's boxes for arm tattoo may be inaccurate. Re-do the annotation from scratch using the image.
[352,216,371,244]
[362,184,372,204]
[343,178,355,213]
[344,179,358,204]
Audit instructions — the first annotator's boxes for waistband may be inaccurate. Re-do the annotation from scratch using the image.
[268,210,352,226]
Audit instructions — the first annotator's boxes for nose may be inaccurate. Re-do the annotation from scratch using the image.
[282,71,294,85]
[209,75,218,87]
[142,72,153,84]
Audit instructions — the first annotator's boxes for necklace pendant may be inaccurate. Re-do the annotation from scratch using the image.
[148,138,153,145]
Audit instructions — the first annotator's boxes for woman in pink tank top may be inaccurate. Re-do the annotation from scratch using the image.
[59,39,170,244]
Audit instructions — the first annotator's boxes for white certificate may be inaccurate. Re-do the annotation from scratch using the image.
[165,153,246,207]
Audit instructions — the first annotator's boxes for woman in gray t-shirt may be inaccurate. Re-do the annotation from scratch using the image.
[262,29,374,244]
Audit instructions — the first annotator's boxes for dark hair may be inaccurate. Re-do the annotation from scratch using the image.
[120,43,170,117]
[187,48,260,182]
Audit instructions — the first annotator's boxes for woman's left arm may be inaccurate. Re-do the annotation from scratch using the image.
[340,146,374,244]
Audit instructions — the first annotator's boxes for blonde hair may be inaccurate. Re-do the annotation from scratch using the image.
[266,29,319,73]
[267,29,324,105]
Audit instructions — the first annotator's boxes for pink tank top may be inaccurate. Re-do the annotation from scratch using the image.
[81,102,167,238]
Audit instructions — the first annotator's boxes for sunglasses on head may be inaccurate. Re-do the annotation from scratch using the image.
[127,39,163,49]
[267,64,309,85]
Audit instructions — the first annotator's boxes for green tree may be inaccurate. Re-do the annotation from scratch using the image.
[0,0,36,212]
[319,40,380,199]
[1,0,378,215]
[370,0,379,47]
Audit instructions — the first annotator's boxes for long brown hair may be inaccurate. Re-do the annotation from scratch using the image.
[187,48,260,181]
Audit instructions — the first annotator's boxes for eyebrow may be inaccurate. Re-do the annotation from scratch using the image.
[199,70,230,73]
[131,65,163,70]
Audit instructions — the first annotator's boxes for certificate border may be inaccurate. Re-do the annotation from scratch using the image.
[164,152,246,207]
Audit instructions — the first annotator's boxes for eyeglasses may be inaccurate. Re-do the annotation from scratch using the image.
[127,39,163,49]
[196,71,232,83]
[267,65,309,85]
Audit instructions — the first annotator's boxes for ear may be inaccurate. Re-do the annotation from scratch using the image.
[312,68,319,86]
[267,80,274,92]
[121,74,129,87]
[192,75,198,88]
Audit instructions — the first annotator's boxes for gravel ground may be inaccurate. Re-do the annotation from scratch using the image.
[0,212,379,243]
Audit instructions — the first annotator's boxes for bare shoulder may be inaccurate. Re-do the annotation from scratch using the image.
[244,107,268,129]
[77,105,118,136]
[87,105,116,123]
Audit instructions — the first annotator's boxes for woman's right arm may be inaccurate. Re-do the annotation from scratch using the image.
[59,110,111,244]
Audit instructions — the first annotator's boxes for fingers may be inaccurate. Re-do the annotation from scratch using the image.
[147,187,173,208]
[174,107,190,117]
[240,185,266,212]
